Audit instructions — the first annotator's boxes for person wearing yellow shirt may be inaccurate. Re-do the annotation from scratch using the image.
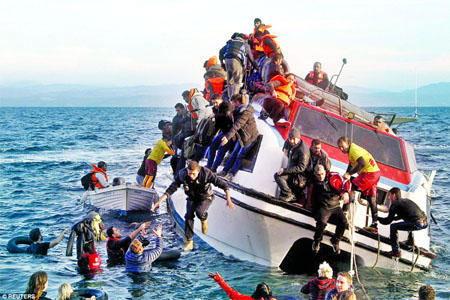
[337,136,381,232]
[143,137,175,188]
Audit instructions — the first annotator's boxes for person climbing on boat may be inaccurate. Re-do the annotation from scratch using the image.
[151,160,234,251]
[261,53,285,83]
[204,55,227,81]
[311,165,350,254]
[371,115,392,134]
[209,272,276,300]
[81,161,109,190]
[219,33,257,98]
[136,148,152,186]
[84,211,106,242]
[182,88,213,122]
[274,128,309,203]
[248,18,271,60]
[305,62,329,89]
[142,136,174,188]
[337,136,381,233]
[301,261,336,300]
[325,272,356,300]
[26,227,69,255]
[106,222,150,265]
[418,284,435,300]
[254,30,289,74]
[25,271,51,300]
[217,94,260,181]
[378,187,428,258]
[125,224,163,273]
[171,103,195,174]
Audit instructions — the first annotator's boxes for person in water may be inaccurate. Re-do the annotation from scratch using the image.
[305,62,329,89]
[301,261,336,300]
[378,187,428,258]
[57,283,96,300]
[90,161,109,189]
[142,136,174,188]
[106,222,150,265]
[125,224,163,273]
[418,284,435,300]
[25,271,51,300]
[26,227,69,255]
[337,136,381,233]
[136,148,152,186]
[325,272,356,300]
[209,272,276,300]
[151,160,234,251]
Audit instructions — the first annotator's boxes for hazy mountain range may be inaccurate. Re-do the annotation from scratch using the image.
[0,81,448,107]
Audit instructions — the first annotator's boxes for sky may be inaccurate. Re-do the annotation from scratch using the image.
[0,0,449,92]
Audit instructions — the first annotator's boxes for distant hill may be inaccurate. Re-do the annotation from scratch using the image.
[0,81,448,107]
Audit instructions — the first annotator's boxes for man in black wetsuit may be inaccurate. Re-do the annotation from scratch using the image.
[379,187,428,258]
[151,160,234,251]
[106,222,150,265]
[26,227,69,255]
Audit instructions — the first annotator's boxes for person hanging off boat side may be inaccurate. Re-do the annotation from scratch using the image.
[337,136,381,233]
[142,135,174,188]
[81,161,109,190]
[151,160,234,251]
[370,115,392,134]
[378,187,428,258]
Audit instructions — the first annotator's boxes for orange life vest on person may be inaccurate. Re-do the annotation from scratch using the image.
[270,75,296,105]
[187,89,199,120]
[204,77,224,100]
[261,34,280,58]
[307,71,325,85]
[90,164,108,189]
[369,121,391,134]
[251,25,272,53]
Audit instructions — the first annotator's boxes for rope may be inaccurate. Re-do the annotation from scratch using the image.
[410,245,420,272]
[371,233,381,269]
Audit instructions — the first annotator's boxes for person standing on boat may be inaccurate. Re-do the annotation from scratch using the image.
[142,136,175,188]
[337,136,381,232]
[171,103,196,174]
[136,148,152,186]
[311,165,350,254]
[218,94,260,181]
[378,187,428,258]
[274,128,310,203]
[151,160,234,251]
[305,62,329,90]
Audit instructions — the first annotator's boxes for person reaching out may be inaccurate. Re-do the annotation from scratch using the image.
[143,136,174,188]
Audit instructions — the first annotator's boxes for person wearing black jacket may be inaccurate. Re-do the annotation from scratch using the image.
[136,148,152,185]
[379,187,428,258]
[171,103,196,173]
[274,128,310,203]
[151,160,234,251]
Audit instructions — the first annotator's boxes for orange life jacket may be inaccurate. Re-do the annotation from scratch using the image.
[369,121,391,133]
[270,75,296,105]
[187,89,199,120]
[261,34,280,58]
[90,164,108,189]
[251,25,272,53]
[307,71,325,85]
[204,77,224,100]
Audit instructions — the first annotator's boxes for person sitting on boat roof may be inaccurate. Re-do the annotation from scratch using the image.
[301,261,336,300]
[136,148,152,186]
[249,18,271,61]
[371,115,392,134]
[26,227,69,255]
[125,224,163,273]
[325,272,356,300]
[260,73,296,127]
[106,222,150,266]
[219,33,257,99]
[172,102,196,174]
[261,53,286,83]
[142,136,175,188]
[254,30,290,74]
[151,160,234,251]
[209,272,276,300]
[418,284,435,300]
[378,187,428,258]
[217,94,260,182]
[305,62,329,90]
[311,165,350,254]
[337,136,381,233]
[274,128,310,203]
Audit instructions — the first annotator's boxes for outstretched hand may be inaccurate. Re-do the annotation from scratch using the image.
[152,224,162,238]
[208,272,219,279]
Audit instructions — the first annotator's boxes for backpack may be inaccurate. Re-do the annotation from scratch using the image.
[328,172,351,194]
[195,117,216,146]
[81,172,95,190]
[158,120,172,137]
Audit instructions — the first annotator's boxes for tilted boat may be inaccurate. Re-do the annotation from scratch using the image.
[167,76,436,272]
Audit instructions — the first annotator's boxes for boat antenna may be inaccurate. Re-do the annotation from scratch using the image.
[327,58,347,92]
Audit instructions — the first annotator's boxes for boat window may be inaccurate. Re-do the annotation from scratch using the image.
[293,107,347,146]
[404,141,418,173]
[241,135,263,173]
[351,125,406,171]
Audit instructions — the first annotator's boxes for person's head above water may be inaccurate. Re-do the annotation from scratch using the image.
[251,282,272,300]
[29,228,42,242]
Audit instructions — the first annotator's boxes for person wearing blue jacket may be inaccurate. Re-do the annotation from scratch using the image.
[125,224,163,273]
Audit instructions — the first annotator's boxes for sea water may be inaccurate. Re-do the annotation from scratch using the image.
[0,106,449,299]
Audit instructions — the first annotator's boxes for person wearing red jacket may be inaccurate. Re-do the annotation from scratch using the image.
[209,272,276,300]
[301,261,336,300]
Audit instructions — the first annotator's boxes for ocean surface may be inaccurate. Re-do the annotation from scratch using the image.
[0,106,449,299]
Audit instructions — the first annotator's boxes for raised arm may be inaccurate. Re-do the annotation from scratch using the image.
[49,228,69,248]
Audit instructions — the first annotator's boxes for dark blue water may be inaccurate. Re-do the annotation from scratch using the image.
[0,107,449,299]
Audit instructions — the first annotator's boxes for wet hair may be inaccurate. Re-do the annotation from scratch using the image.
[57,283,74,300]
[251,282,272,300]
[187,160,200,171]
[337,271,352,285]
[130,239,143,254]
[389,187,401,200]
[337,136,350,145]
[29,228,42,242]
[25,271,48,300]
[106,226,115,238]
[97,161,107,169]
[230,94,243,104]
[318,261,333,278]
[419,284,435,300]
[311,139,321,147]
[175,103,185,110]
